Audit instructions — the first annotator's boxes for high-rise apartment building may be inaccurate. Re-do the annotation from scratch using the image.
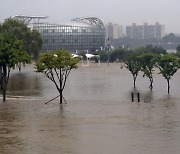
[107,22,124,40]
[126,22,165,39]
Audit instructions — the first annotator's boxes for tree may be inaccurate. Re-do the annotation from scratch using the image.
[35,49,80,104]
[0,33,31,102]
[1,18,43,61]
[139,53,156,89]
[162,33,180,43]
[110,48,126,62]
[135,45,167,54]
[177,45,180,52]
[156,54,180,94]
[123,52,141,87]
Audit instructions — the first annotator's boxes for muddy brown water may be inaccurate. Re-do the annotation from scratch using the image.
[0,63,180,154]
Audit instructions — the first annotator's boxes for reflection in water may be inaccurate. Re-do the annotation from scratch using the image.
[129,87,154,103]
[0,63,180,154]
[0,102,23,154]
[7,69,42,97]
[142,90,154,103]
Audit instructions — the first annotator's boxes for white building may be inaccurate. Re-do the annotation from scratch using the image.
[106,22,124,40]
[126,22,165,40]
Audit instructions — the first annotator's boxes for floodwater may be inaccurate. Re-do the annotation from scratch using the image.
[1,62,180,154]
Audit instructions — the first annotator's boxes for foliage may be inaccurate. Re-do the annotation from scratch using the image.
[162,33,180,43]
[176,44,180,52]
[0,33,31,102]
[0,18,43,61]
[110,48,126,62]
[139,53,156,88]
[123,52,141,87]
[156,54,180,93]
[176,51,180,58]
[135,45,167,54]
[35,49,79,104]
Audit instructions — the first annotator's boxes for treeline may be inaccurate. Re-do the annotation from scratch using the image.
[93,45,168,62]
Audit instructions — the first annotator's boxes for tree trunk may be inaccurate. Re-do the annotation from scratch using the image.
[2,65,7,102]
[167,79,170,94]
[2,85,6,102]
[149,78,153,89]
[59,90,63,104]
[59,68,63,104]
[133,75,136,87]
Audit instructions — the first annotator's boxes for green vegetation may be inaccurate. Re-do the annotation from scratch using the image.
[35,49,79,104]
[122,51,180,93]
[123,52,141,87]
[93,45,180,93]
[1,18,43,61]
[0,18,43,102]
[0,33,31,102]
[156,54,180,94]
[139,53,156,89]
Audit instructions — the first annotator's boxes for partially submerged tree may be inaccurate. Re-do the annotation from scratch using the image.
[0,34,31,102]
[139,53,156,89]
[123,52,141,87]
[35,49,80,104]
[156,54,180,94]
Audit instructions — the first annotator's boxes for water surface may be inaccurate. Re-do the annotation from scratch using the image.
[0,63,180,154]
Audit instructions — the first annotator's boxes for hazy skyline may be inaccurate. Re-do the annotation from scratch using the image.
[0,0,180,34]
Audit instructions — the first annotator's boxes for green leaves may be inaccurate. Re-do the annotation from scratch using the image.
[35,49,79,73]
[0,33,30,68]
[123,51,180,92]
[1,18,43,61]
[123,52,141,87]
[35,49,80,104]
[156,54,180,80]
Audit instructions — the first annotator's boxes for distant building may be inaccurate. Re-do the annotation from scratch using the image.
[106,22,124,40]
[126,22,165,40]
[12,15,106,52]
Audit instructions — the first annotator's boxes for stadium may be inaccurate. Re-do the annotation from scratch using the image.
[12,15,106,52]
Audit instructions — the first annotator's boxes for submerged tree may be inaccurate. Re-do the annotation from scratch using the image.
[139,53,156,89]
[156,54,180,94]
[123,52,141,87]
[35,49,79,104]
[0,34,31,102]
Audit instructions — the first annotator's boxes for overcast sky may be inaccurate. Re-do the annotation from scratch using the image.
[0,0,180,34]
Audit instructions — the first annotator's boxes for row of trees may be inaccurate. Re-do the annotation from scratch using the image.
[124,52,180,94]
[93,45,180,94]
[0,18,43,102]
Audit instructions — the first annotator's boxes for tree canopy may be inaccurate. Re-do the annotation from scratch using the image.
[123,52,141,87]
[156,54,180,94]
[0,32,31,102]
[139,53,156,89]
[35,49,80,104]
[0,18,43,61]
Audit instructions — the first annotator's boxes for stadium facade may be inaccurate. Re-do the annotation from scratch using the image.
[12,15,106,52]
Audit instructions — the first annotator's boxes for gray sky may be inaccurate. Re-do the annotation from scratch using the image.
[0,0,180,34]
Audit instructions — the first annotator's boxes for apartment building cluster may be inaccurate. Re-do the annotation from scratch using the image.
[106,22,124,40]
[126,22,165,40]
[106,22,165,40]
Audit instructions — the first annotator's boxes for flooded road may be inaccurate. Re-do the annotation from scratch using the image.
[1,63,180,154]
